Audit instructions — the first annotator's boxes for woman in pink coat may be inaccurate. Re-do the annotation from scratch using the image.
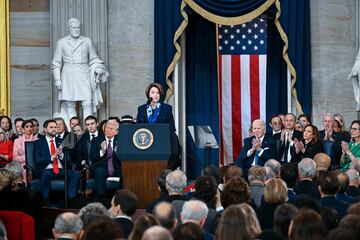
[13,119,38,184]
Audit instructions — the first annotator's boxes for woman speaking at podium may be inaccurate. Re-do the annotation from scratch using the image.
[136,83,175,132]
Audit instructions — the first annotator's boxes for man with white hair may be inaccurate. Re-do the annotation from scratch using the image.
[237,119,276,174]
[52,212,83,240]
[264,159,281,178]
[180,200,214,239]
[293,158,321,200]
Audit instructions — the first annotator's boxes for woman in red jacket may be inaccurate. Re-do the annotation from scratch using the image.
[0,127,13,167]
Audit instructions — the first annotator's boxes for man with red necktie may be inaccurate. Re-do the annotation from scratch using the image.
[34,119,80,205]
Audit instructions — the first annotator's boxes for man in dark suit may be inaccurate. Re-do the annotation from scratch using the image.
[319,113,350,167]
[75,115,103,169]
[293,158,321,200]
[54,117,69,146]
[236,119,276,174]
[279,113,303,163]
[110,189,138,239]
[52,212,83,240]
[319,171,349,219]
[266,114,283,140]
[33,119,80,203]
[90,121,123,196]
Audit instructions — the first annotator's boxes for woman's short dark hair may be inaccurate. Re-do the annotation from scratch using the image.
[273,203,298,238]
[145,83,164,98]
[194,175,217,207]
[22,119,34,128]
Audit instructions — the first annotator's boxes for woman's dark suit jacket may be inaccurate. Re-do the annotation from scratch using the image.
[292,139,323,163]
[136,103,175,132]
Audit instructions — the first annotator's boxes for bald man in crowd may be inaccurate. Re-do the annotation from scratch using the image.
[236,119,276,174]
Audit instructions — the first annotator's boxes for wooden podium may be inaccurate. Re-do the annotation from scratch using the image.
[116,124,178,208]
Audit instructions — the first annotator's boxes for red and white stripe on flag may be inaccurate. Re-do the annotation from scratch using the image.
[217,17,267,166]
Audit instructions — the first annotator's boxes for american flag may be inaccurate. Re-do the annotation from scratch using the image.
[218,16,267,166]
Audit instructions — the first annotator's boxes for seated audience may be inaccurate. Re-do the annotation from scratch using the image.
[52,212,83,240]
[78,202,110,229]
[12,119,38,182]
[146,169,172,213]
[222,176,250,208]
[319,171,349,219]
[280,163,298,202]
[215,204,253,240]
[336,172,353,204]
[294,120,305,132]
[193,175,220,234]
[264,159,281,178]
[0,127,13,167]
[221,165,243,187]
[238,203,261,239]
[347,202,360,215]
[14,117,24,139]
[340,120,360,171]
[288,208,326,240]
[293,158,321,200]
[297,113,311,127]
[0,116,15,141]
[69,116,81,129]
[111,189,138,238]
[172,222,203,240]
[273,203,298,239]
[337,214,360,239]
[73,125,83,140]
[90,120,123,197]
[313,153,331,173]
[247,166,266,208]
[141,226,172,240]
[128,214,160,240]
[31,118,43,138]
[319,113,345,167]
[180,200,213,239]
[81,216,123,240]
[346,169,359,197]
[334,113,351,141]
[279,113,303,164]
[236,119,276,173]
[33,119,80,204]
[256,178,288,230]
[267,114,283,140]
[327,228,356,240]
[153,202,177,231]
[293,124,323,162]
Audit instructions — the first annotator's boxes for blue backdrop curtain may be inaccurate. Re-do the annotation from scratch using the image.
[185,11,219,178]
[154,0,311,174]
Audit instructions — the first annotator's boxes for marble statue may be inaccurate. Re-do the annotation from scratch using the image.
[349,48,360,111]
[51,18,109,122]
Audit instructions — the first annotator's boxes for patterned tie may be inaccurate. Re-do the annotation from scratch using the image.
[50,139,59,174]
[107,139,115,176]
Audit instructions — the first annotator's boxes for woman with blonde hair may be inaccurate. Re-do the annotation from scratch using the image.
[256,178,288,230]
[238,203,261,238]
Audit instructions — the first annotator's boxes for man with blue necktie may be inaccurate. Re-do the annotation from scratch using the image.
[236,119,276,175]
